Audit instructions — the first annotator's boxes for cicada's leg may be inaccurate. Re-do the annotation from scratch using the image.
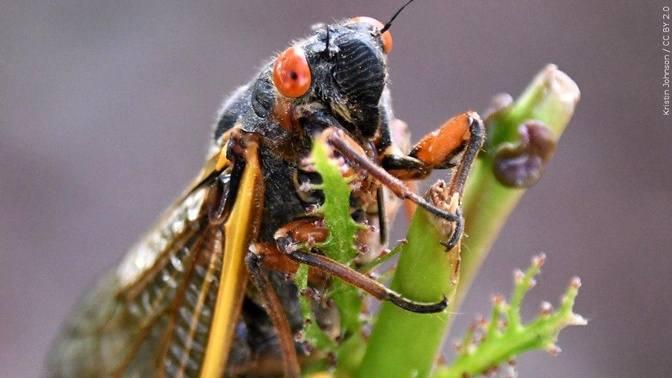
[375,117,417,222]
[324,112,484,250]
[272,219,447,314]
[389,112,485,249]
[245,250,301,378]
[287,248,447,313]
[375,186,388,244]
[326,131,458,221]
[382,112,485,196]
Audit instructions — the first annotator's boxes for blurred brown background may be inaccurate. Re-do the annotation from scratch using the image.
[1,1,670,376]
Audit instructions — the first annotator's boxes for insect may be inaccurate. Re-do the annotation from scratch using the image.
[48,3,484,377]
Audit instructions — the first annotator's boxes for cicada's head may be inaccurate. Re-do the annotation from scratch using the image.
[263,16,395,139]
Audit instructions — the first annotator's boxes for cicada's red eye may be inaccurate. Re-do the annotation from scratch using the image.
[272,46,312,98]
[351,16,393,54]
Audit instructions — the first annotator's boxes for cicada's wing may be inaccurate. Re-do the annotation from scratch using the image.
[46,180,211,377]
[48,135,264,378]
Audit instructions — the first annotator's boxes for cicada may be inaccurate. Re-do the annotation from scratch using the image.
[48,8,484,378]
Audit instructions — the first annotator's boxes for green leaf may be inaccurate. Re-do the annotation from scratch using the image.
[435,255,587,378]
[296,139,369,374]
[310,139,364,336]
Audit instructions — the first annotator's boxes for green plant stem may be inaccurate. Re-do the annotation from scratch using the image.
[357,208,459,378]
[451,64,580,320]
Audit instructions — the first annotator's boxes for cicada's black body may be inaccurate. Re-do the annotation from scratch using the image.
[48,14,484,378]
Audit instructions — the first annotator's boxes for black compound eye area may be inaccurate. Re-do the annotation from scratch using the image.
[332,38,385,107]
[330,37,385,137]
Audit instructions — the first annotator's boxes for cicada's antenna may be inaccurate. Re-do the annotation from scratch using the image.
[380,0,418,33]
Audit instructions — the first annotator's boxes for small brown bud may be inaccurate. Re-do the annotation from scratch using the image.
[493,121,557,188]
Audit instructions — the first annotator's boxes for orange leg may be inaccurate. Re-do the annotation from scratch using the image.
[384,112,484,197]
[328,112,484,250]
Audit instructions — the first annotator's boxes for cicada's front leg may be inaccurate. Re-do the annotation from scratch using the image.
[382,112,484,197]
[322,113,483,250]
[381,112,485,250]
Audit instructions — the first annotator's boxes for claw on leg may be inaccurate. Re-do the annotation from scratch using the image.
[381,112,485,250]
